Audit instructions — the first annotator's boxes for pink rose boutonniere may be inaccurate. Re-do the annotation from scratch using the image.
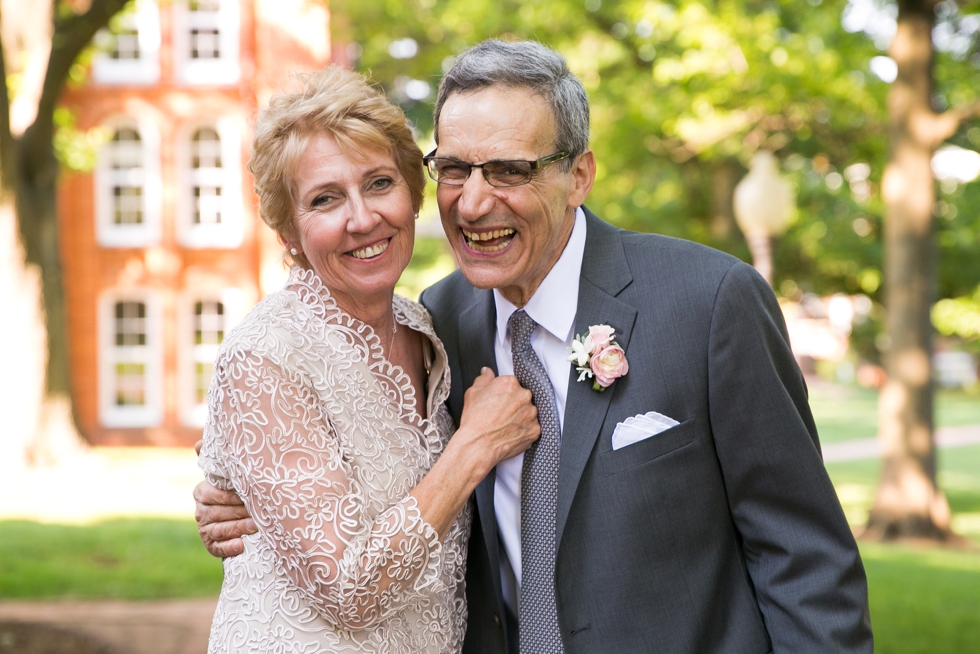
[567,324,629,392]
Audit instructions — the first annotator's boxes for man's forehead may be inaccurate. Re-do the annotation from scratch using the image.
[436,85,556,154]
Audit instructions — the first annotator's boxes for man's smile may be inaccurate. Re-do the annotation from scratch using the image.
[462,228,516,253]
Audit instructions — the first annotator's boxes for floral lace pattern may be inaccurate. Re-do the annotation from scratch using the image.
[199,267,469,654]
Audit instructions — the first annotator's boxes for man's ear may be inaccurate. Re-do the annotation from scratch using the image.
[567,149,596,209]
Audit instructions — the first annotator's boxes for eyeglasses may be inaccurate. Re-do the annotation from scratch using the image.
[423,149,570,188]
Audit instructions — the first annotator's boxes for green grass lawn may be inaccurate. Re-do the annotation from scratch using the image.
[0,518,222,599]
[815,381,980,654]
[808,383,980,444]
[861,542,980,654]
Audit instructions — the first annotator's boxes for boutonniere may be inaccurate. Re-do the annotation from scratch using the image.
[567,324,629,392]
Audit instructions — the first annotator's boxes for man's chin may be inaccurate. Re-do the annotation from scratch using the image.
[455,259,519,291]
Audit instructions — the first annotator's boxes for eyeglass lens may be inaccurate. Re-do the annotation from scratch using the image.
[428,159,534,187]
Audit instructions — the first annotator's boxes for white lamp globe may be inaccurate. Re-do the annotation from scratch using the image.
[733,151,796,237]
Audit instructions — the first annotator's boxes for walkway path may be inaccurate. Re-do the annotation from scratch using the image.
[822,423,980,463]
[0,598,216,654]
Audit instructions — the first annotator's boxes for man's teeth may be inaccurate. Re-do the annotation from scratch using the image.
[463,228,515,242]
[350,240,389,259]
[463,228,515,252]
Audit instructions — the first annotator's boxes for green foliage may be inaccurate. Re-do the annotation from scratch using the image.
[933,286,980,350]
[0,519,222,599]
[332,0,980,304]
[53,107,110,173]
[395,236,458,300]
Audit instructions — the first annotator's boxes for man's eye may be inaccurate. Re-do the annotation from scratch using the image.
[438,163,469,178]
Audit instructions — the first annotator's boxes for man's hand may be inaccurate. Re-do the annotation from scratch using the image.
[194,439,256,558]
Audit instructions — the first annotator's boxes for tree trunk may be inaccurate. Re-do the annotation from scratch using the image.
[710,159,739,241]
[14,129,83,464]
[865,0,951,540]
[0,0,129,463]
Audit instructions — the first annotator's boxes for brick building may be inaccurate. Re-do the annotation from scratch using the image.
[58,0,332,446]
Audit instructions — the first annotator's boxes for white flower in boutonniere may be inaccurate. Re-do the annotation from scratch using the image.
[567,324,629,392]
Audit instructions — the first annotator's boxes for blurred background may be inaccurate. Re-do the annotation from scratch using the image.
[0,0,977,652]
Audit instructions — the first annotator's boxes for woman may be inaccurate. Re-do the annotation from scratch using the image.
[198,67,539,653]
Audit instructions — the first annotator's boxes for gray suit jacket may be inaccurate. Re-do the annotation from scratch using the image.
[420,209,872,654]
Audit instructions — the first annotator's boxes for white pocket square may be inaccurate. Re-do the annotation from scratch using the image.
[611,411,680,451]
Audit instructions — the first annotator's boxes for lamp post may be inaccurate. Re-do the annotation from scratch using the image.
[733,152,796,286]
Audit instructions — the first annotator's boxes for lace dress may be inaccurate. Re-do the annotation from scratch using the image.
[199,268,470,654]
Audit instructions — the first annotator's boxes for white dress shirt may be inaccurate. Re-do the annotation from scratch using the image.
[492,207,587,614]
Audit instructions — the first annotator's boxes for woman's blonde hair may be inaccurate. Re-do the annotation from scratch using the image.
[249,66,425,268]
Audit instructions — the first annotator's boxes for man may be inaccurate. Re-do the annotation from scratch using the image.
[196,40,873,653]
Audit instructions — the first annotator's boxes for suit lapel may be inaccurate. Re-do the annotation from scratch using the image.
[556,210,637,547]
[457,290,506,612]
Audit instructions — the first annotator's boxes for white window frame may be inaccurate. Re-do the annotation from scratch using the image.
[179,288,245,427]
[95,116,162,248]
[177,118,244,248]
[91,0,161,85]
[99,291,163,428]
[173,0,241,85]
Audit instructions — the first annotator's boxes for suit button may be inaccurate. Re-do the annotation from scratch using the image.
[493,613,502,628]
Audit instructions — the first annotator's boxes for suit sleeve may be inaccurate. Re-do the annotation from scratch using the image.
[707,262,873,653]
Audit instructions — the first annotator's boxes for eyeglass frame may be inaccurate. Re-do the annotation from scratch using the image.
[422,149,571,188]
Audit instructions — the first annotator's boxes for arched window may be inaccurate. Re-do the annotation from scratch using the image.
[192,128,223,226]
[100,293,162,427]
[179,121,242,247]
[91,0,160,84]
[96,119,161,247]
[174,0,240,85]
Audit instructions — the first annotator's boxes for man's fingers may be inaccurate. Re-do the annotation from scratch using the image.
[204,537,245,559]
[205,517,257,543]
[193,481,245,507]
[197,504,252,527]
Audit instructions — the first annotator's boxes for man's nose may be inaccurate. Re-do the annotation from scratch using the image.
[455,169,496,221]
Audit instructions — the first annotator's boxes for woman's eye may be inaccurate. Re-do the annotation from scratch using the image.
[309,194,334,209]
[371,177,394,191]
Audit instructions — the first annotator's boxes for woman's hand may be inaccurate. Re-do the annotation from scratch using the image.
[412,367,540,537]
[454,367,540,478]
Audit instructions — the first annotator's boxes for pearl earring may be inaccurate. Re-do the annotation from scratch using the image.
[290,248,299,256]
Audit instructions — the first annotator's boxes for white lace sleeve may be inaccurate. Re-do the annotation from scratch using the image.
[204,347,444,631]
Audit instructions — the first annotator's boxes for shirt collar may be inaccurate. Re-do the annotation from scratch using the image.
[494,207,587,344]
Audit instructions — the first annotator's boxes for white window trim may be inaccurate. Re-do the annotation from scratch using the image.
[91,0,161,85]
[179,288,246,427]
[177,117,244,248]
[99,290,164,428]
[95,116,162,248]
[173,0,241,86]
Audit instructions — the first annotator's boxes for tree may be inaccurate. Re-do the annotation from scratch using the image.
[333,0,889,298]
[0,0,129,461]
[865,0,980,540]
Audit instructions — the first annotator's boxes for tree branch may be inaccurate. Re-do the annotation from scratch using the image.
[928,99,980,147]
[32,0,128,136]
[949,98,980,127]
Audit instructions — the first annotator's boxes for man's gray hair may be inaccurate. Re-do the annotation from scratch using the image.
[434,40,589,171]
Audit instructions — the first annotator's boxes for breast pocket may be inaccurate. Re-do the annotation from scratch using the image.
[598,417,697,476]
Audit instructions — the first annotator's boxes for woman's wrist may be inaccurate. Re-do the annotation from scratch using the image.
[439,428,493,491]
